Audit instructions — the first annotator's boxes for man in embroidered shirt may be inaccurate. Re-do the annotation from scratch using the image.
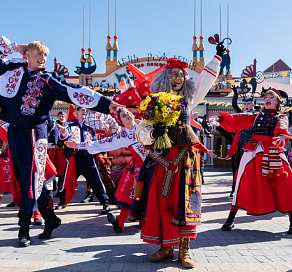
[0,36,122,247]
[81,111,121,204]
[58,106,111,214]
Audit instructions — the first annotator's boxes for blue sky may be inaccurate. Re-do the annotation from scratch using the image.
[2,0,292,77]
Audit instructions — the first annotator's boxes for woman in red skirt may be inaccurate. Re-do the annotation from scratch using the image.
[64,108,148,232]
[132,49,223,268]
[215,89,292,234]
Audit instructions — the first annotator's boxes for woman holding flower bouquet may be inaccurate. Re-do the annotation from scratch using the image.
[132,47,223,268]
[64,108,148,233]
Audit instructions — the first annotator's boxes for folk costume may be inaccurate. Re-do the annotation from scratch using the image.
[0,121,57,228]
[59,119,110,213]
[83,110,121,204]
[132,54,222,267]
[77,123,147,233]
[219,96,292,233]
[0,36,112,246]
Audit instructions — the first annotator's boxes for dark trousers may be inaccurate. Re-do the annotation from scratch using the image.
[61,155,109,204]
[8,123,51,213]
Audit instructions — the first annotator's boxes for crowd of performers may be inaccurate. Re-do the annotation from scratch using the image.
[1,34,292,269]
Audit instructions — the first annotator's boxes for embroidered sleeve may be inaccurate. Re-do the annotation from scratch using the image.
[77,128,136,154]
[48,72,112,114]
[0,36,17,56]
[105,114,121,133]
[188,56,221,111]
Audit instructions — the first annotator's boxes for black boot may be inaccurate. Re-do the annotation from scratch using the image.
[56,177,63,197]
[107,212,122,233]
[100,199,110,215]
[81,189,93,203]
[38,199,61,239]
[53,179,57,191]
[18,231,31,247]
[221,210,237,231]
[101,204,110,215]
[18,212,32,247]
[7,201,16,207]
[55,190,66,210]
[107,189,117,205]
[55,200,66,210]
[288,214,292,235]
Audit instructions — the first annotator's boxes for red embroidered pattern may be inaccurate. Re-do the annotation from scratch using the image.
[70,127,93,143]
[35,141,47,198]
[84,130,93,141]
[136,144,147,158]
[0,37,17,55]
[2,152,10,183]
[20,77,44,116]
[73,92,94,105]
[71,127,81,142]
[6,69,22,95]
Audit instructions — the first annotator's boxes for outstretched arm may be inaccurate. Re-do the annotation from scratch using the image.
[231,85,242,113]
[65,128,137,154]
[188,55,222,111]
[48,72,123,114]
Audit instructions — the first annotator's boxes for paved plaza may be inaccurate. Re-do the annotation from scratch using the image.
[0,168,292,272]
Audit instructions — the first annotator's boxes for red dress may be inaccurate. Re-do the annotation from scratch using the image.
[219,110,292,215]
[115,143,147,208]
[137,142,208,247]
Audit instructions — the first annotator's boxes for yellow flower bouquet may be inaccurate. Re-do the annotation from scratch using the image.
[138,92,185,149]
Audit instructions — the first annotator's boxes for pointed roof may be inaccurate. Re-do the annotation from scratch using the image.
[264,59,291,73]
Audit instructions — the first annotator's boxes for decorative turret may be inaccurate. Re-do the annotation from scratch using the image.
[106,35,112,59]
[197,36,205,70]
[192,36,198,64]
[105,35,113,72]
[112,35,119,64]
[87,48,93,67]
[80,48,86,63]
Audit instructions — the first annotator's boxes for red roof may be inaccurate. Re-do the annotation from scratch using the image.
[264,59,291,73]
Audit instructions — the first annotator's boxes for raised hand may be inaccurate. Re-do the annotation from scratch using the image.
[17,44,28,58]
[207,150,217,158]
[152,123,168,138]
[272,134,291,147]
[64,139,78,149]
[109,101,125,113]
[209,116,219,126]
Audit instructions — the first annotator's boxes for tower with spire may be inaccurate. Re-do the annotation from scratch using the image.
[192,36,198,65]
[196,0,205,70]
[105,0,119,72]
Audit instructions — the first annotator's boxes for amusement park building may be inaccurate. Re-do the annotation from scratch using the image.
[51,37,292,167]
